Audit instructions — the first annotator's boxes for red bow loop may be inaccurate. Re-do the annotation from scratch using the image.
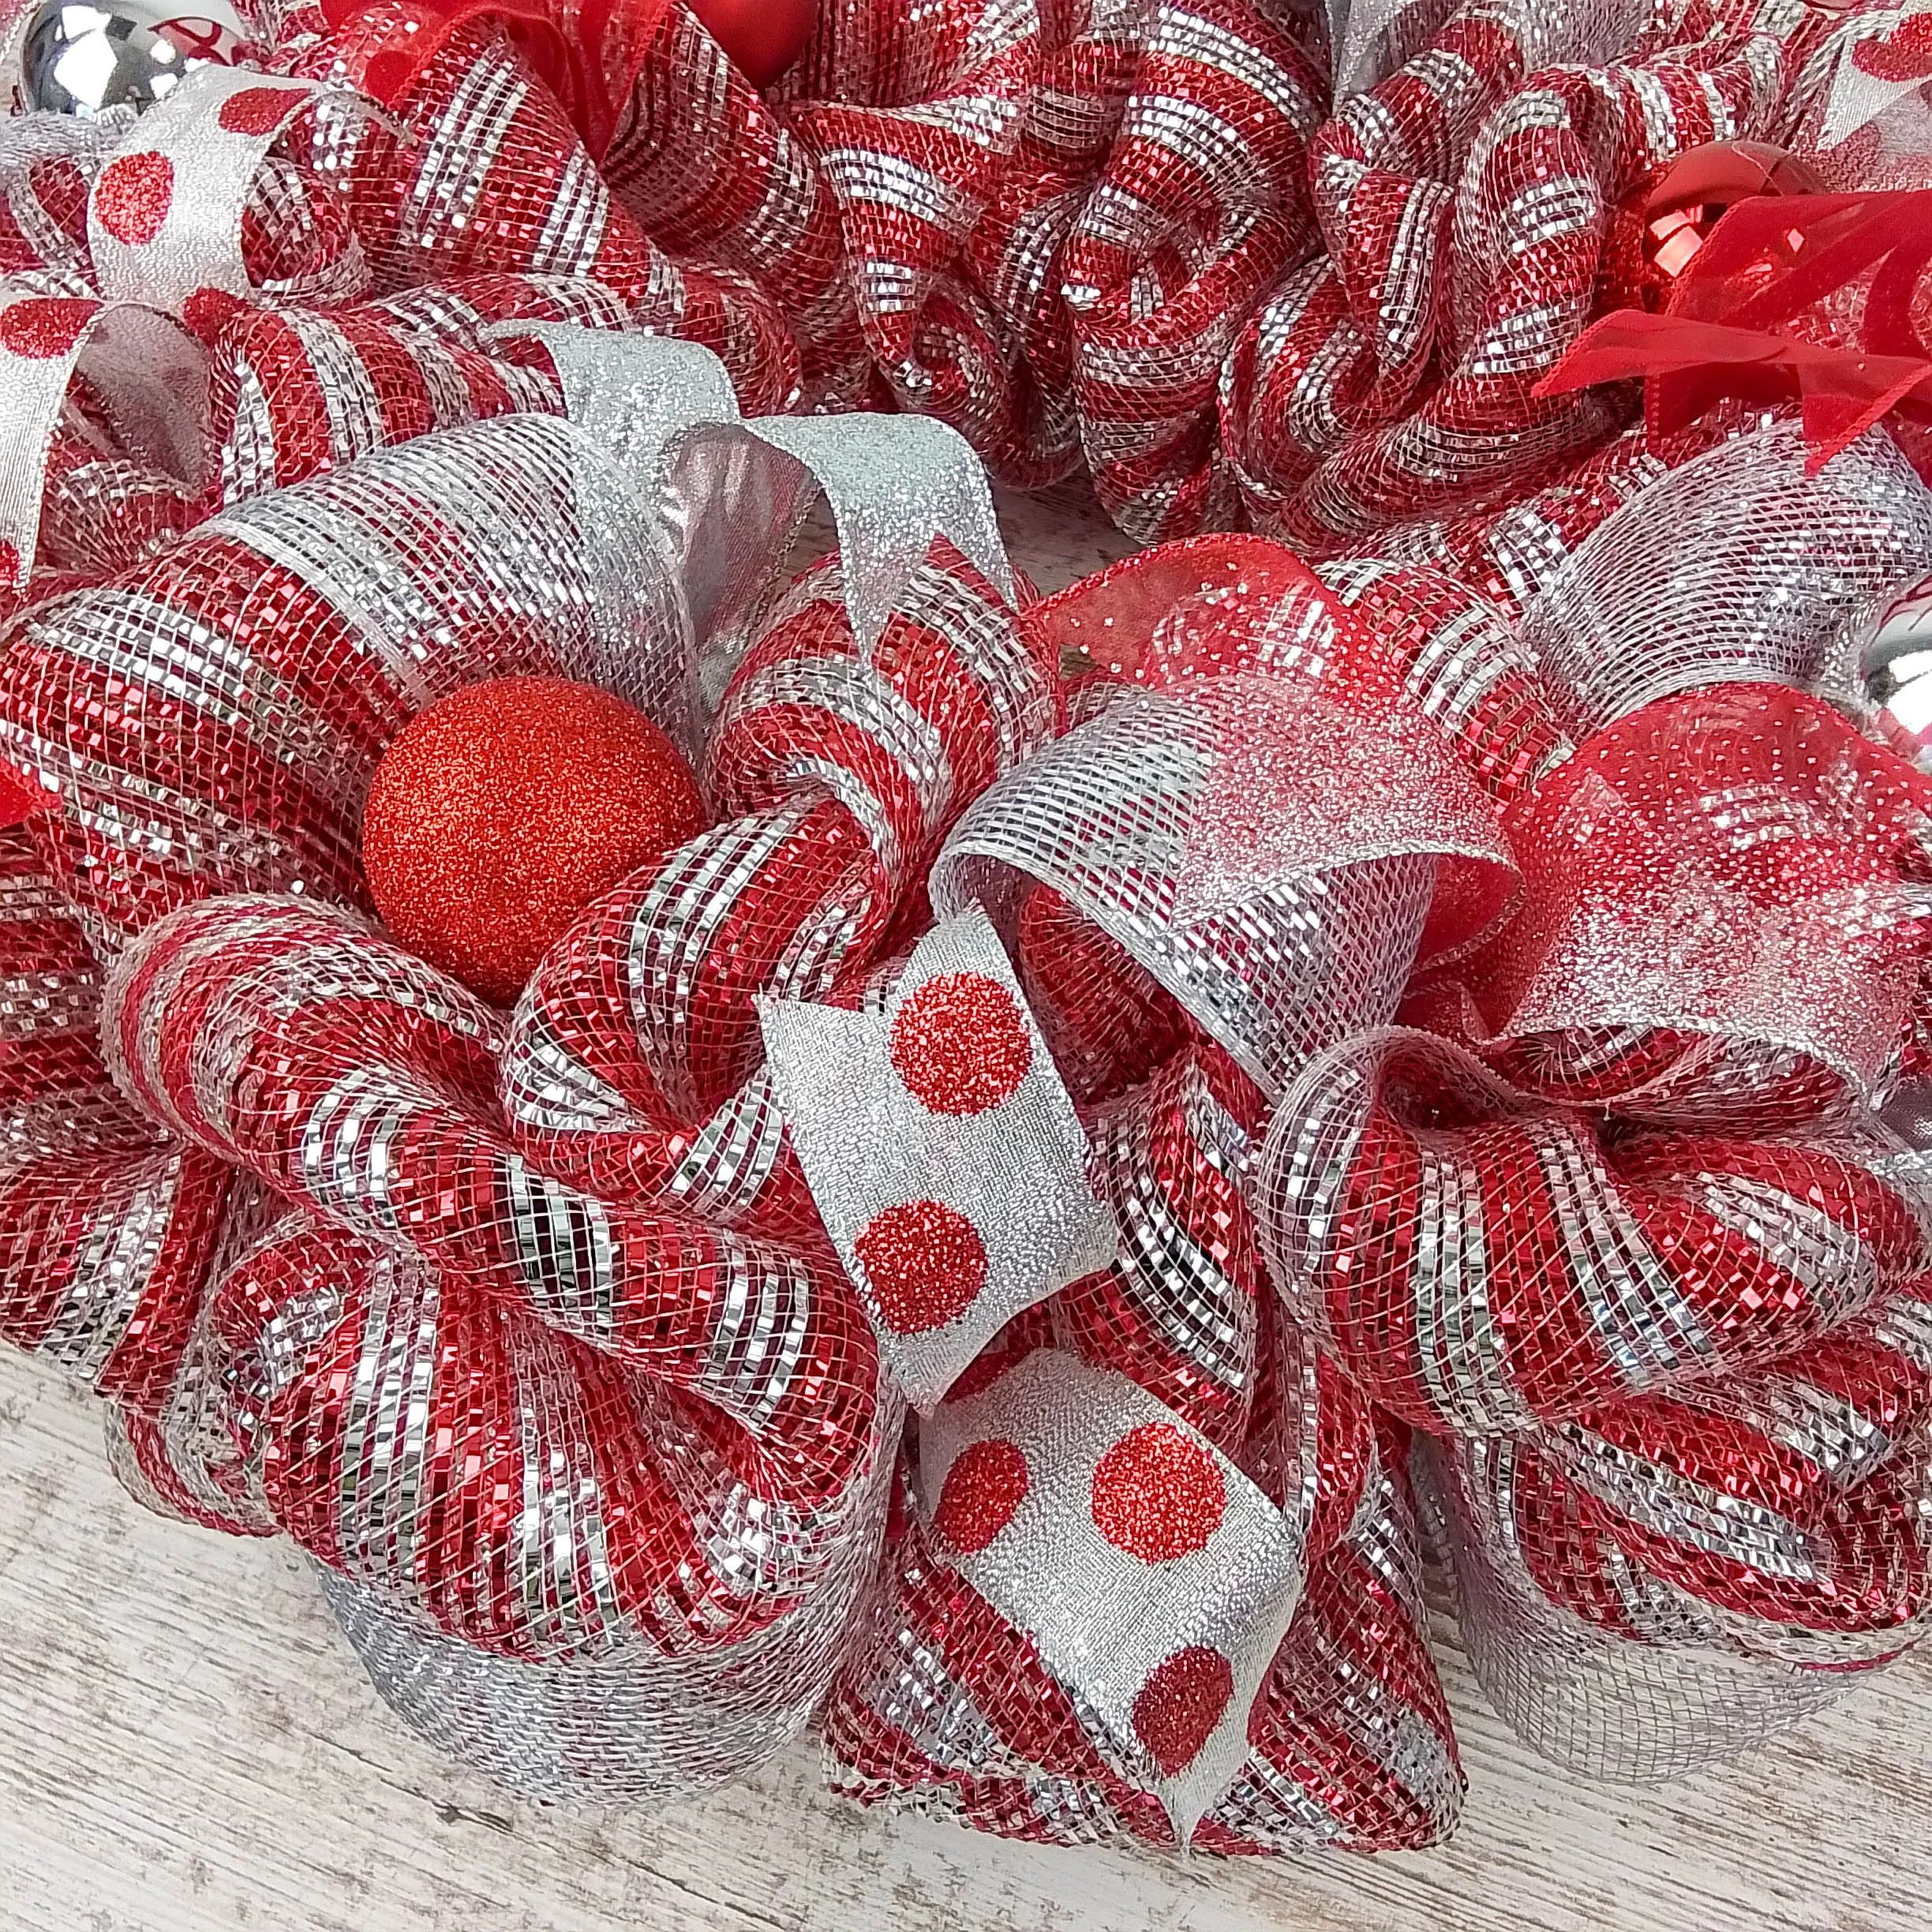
[1540,189,1932,471]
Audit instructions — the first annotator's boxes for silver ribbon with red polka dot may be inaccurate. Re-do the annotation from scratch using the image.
[759,906,1117,1411]
[918,1346,1308,1843]
[0,290,205,588]
[87,66,332,313]
[1814,6,1932,153]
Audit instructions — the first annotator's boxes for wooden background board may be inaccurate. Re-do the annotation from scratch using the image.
[2,482,1927,1932]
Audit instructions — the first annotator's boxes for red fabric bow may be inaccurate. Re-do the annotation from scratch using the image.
[1539,190,1932,470]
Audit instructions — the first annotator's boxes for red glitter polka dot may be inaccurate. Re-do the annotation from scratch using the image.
[1132,1646,1234,1776]
[853,1199,987,1335]
[0,298,98,360]
[1091,1422,1226,1562]
[0,541,20,583]
[216,85,314,137]
[931,1439,1029,1554]
[182,286,249,343]
[1855,15,1932,80]
[94,152,174,245]
[889,971,1032,1115]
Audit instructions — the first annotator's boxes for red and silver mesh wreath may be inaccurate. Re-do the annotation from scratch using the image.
[6,0,1932,1865]
[1219,0,1813,552]
[0,303,1063,1803]
[1266,423,1932,1785]
[0,39,802,630]
[814,432,1932,1837]
[244,0,1331,540]
[2,0,1884,560]
[0,271,1488,1840]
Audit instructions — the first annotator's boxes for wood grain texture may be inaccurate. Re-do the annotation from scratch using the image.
[2,481,1926,1932]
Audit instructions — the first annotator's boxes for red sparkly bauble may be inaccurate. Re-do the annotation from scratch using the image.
[687,0,816,87]
[1601,140,1827,316]
[361,676,706,1005]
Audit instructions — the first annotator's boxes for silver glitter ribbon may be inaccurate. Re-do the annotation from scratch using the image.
[1522,418,1932,739]
[930,668,1518,1097]
[1811,5,1932,152]
[510,324,1013,661]
[0,290,204,586]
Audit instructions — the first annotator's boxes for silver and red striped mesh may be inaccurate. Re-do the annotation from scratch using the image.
[288,10,666,298]
[1249,406,1932,1777]
[0,824,234,1415]
[1260,1028,1926,1433]
[0,33,809,617]
[600,0,1325,534]
[0,205,1051,1792]
[822,1324,1464,1852]
[819,539,1498,1845]
[0,207,1136,1792]
[1221,0,1807,552]
[0,0,1884,565]
[1054,0,1325,534]
[8,380,1932,1815]
[1432,1260,1932,1777]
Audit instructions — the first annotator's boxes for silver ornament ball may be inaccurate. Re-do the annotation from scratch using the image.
[1862,575,1932,771]
[17,0,244,118]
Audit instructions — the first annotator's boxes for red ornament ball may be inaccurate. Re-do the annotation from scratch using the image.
[1602,140,1826,316]
[361,676,706,1005]
[687,0,816,87]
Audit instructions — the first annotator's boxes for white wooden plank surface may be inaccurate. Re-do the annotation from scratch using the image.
[1,480,1927,1932]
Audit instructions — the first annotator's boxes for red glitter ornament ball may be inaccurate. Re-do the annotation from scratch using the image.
[361,676,706,1005]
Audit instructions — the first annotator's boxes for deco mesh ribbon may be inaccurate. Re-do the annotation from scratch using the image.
[6,0,1932,1868]
[0,0,1907,558]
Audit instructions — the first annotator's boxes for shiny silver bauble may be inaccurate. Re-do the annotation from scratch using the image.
[17,1,245,118]
[1861,574,1932,772]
